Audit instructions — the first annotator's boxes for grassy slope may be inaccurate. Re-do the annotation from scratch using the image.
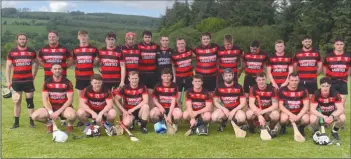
[1,68,350,158]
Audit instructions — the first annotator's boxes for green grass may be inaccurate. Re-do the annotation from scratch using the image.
[2,25,47,35]
[1,68,350,158]
[2,18,49,24]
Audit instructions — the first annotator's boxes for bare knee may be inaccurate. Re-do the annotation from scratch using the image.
[172,109,182,121]
[301,114,310,125]
[246,109,255,120]
[235,110,246,124]
[280,113,289,124]
[202,112,211,122]
[269,110,280,122]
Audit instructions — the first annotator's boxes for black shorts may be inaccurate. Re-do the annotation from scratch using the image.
[12,82,35,92]
[202,76,217,92]
[104,82,120,91]
[176,76,193,91]
[331,80,348,95]
[75,79,91,90]
[132,108,141,120]
[244,75,256,93]
[299,80,317,94]
[139,72,157,89]
[218,72,238,85]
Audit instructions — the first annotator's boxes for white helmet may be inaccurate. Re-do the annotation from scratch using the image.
[312,131,330,145]
[52,130,68,143]
[85,125,100,137]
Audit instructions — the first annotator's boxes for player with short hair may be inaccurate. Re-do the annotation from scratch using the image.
[31,63,76,133]
[217,35,243,84]
[266,40,293,89]
[239,40,269,98]
[37,31,74,81]
[193,32,219,92]
[183,74,212,130]
[96,32,126,90]
[76,74,117,134]
[293,35,322,96]
[278,72,310,136]
[113,71,150,134]
[120,32,141,85]
[310,77,345,140]
[6,33,39,129]
[156,35,173,83]
[212,68,246,132]
[150,68,182,129]
[246,72,280,135]
[171,37,194,107]
[323,37,351,107]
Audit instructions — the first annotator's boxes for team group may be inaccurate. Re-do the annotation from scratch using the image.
[5,30,350,140]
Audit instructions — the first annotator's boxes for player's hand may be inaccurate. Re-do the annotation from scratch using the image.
[228,110,237,120]
[119,82,125,88]
[127,109,135,115]
[190,111,197,118]
[50,111,61,120]
[325,116,333,124]
[258,115,266,126]
[91,112,98,120]
[254,109,261,116]
[97,113,104,122]
[272,83,279,90]
[173,78,176,83]
[289,114,298,122]
[159,107,166,114]
[122,110,129,116]
[166,115,172,124]
[220,107,230,118]
[281,82,288,87]
[6,81,12,89]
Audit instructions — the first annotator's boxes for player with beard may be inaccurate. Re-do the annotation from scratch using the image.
[266,40,293,90]
[6,33,39,129]
[212,68,246,132]
[293,35,322,96]
[31,63,76,133]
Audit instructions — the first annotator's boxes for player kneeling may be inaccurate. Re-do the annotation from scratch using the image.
[310,77,345,141]
[32,64,76,133]
[183,74,212,135]
[212,68,246,132]
[150,68,182,132]
[113,71,150,134]
[76,74,117,136]
[246,72,280,136]
[278,72,310,136]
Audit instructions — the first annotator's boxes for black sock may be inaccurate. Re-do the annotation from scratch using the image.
[221,119,228,127]
[29,117,34,124]
[333,126,339,132]
[140,120,147,128]
[14,117,19,125]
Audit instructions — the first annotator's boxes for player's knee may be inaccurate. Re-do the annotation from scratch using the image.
[270,110,280,121]
[338,114,346,123]
[142,104,150,112]
[25,97,34,109]
[107,109,117,119]
[183,111,189,120]
[66,112,77,121]
[309,114,318,124]
[246,109,254,120]
[202,112,211,122]
[280,113,288,123]
[301,114,310,125]
[173,110,182,121]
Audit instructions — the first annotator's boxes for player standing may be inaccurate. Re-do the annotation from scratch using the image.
[156,35,173,83]
[6,33,39,129]
[120,32,141,85]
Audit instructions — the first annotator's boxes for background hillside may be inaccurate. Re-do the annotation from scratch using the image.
[1,0,351,60]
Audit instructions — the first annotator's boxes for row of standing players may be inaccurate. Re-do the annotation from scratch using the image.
[5,30,350,139]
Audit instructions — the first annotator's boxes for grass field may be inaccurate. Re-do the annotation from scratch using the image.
[2,25,48,35]
[1,68,350,158]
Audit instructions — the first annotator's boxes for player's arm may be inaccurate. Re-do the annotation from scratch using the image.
[213,96,224,109]
[261,97,278,114]
[310,98,324,118]
[168,96,177,119]
[93,56,100,66]
[33,58,39,79]
[120,61,126,86]
[266,66,277,86]
[113,94,128,115]
[282,65,293,86]
[296,98,309,120]
[279,100,295,117]
[172,63,176,82]
[331,94,344,117]
[153,95,164,111]
[100,98,113,115]
[132,93,148,111]
[238,58,245,78]
[55,92,74,115]
[42,91,53,113]
[185,96,194,117]
[36,57,45,67]
[5,60,13,88]
[234,95,246,112]
[66,57,74,68]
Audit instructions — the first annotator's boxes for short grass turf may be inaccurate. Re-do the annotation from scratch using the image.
[1,68,350,158]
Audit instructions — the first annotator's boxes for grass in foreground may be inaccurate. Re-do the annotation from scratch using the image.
[1,68,350,158]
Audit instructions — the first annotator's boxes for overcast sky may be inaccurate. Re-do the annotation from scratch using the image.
[1,1,182,17]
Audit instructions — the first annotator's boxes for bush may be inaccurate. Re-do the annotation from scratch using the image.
[195,17,228,33]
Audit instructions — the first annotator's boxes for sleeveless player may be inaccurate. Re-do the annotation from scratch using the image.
[293,35,322,96]
[77,74,117,134]
[31,64,76,133]
[266,40,293,89]
[37,31,73,81]
[310,77,345,140]
[217,35,243,84]
[193,32,219,92]
[96,32,126,90]
[6,33,39,129]
[212,68,246,132]
[323,37,351,107]
[150,68,182,128]
[120,32,141,85]
[113,71,150,134]
[278,72,310,136]
[246,72,280,135]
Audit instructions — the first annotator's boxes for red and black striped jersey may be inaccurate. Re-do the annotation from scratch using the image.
[323,51,351,82]
[194,43,219,76]
[186,87,211,111]
[293,49,321,81]
[38,44,72,79]
[72,45,98,80]
[120,44,141,74]
[278,86,308,114]
[137,42,159,73]
[171,48,193,78]
[214,82,245,109]
[7,47,37,83]
[81,85,112,112]
[113,84,148,110]
[42,77,73,110]
[311,88,342,115]
[217,45,243,73]
[243,50,268,76]
[98,47,124,83]
[267,54,292,84]
[249,84,277,110]
[152,82,178,108]
[156,48,173,70]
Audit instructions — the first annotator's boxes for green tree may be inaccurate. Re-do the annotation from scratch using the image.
[195,17,228,33]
